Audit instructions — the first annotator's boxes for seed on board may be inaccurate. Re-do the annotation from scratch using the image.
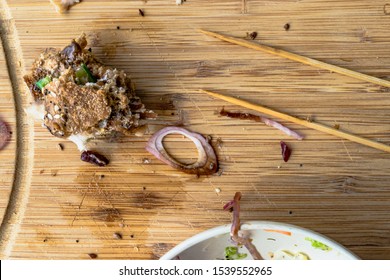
[57,143,64,151]
[249,31,258,40]
[88,253,98,259]
[113,232,123,240]
[284,23,290,31]
[139,9,145,16]
[80,150,109,167]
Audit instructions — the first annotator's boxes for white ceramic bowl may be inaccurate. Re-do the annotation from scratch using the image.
[160,221,359,260]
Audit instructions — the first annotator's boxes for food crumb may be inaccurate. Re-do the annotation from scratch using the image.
[280,141,292,162]
[88,253,98,259]
[40,169,45,174]
[284,23,290,31]
[142,158,151,164]
[249,31,258,40]
[51,170,58,177]
[176,0,186,5]
[138,9,145,16]
[215,187,221,194]
[113,232,123,240]
[57,143,64,151]
[99,174,105,179]
[333,123,340,130]
[116,26,120,30]
[130,234,134,238]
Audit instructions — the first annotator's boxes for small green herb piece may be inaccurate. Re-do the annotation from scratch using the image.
[35,76,51,90]
[75,63,97,84]
[305,237,332,251]
[224,246,248,260]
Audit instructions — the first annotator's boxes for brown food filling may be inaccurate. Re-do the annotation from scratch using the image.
[24,34,156,139]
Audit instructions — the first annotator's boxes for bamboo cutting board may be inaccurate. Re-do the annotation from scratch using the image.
[0,0,390,259]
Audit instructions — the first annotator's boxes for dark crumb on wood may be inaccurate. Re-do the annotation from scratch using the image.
[130,234,134,238]
[51,170,58,176]
[99,174,105,179]
[216,137,223,149]
[143,186,146,190]
[299,163,303,167]
[384,3,390,15]
[113,232,123,240]
[116,26,120,30]
[139,9,145,16]
[76,239,80,243]
[284,23,290,31]
[40,169,45,174]
[81,150,109,166]
[88,253,98,259]
[249,31,258,40]
[289,211,293,215]
[57,143,64,151]
[43,238,48,242]
[333,123,340,130]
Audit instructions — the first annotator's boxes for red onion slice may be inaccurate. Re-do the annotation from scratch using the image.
[224,192,264,260]
[220,108,303,140]
[0,120,11,150]
[146,126,218,175]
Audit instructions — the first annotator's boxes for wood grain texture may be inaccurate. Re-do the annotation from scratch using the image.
[0,0,389,259]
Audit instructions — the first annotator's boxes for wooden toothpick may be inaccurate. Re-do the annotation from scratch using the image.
[201,89,390,153]
[199,29,390,88]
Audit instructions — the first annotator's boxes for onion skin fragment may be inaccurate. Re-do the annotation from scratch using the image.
[145,126,218,176]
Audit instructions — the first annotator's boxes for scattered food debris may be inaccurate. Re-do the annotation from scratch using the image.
[57,143,64,151]
[280,141,292,162]
[215,187,221,194]
[51,170,58,176]
[113,232,123,240]
[81,151,109,166]
[0,120,11,150]
[139,9,145,16]
[88,253,98,259]
[284,23,290,31]
[142,158,151,164]
[176,0,186,5]
[333,123,340,130]
[99,174,105,179]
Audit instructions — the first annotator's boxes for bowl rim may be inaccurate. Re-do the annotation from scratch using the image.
[160,220,360,260]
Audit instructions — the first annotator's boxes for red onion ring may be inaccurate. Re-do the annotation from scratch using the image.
[145,126,218,175]
[0,120,11,151]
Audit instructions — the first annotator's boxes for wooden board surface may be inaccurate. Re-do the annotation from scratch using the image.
[0,0,390,259]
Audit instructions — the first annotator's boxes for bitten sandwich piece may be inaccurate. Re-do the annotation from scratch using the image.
[24,34,156,161]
